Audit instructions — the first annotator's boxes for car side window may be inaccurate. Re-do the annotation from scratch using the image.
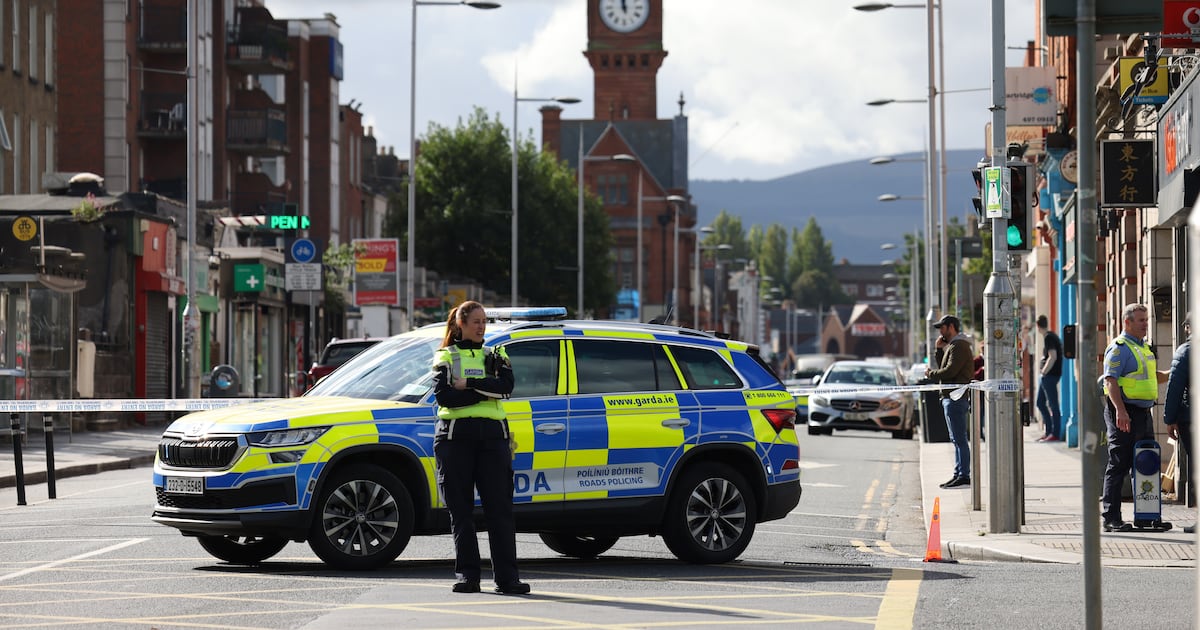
[669,345,741,390]
[573,340,678,394]
[504,340,559,398]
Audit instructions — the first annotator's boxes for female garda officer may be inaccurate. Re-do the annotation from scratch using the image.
[432,301,529,595]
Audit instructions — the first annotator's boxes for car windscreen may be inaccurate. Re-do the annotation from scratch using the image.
[307,336,441,402]
[323,342,379,367]
[823,365,897,386]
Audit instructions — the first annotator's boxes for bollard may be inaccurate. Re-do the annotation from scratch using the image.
[10,413,25,506]
[43,414,56,500]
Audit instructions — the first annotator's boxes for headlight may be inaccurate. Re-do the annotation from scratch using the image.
[879,397,903,411]
[248,427,329,447]
[811,395,829,407]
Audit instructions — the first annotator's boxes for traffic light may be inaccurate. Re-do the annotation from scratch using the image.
[970,167,984,224]
[1006,162,1036,252]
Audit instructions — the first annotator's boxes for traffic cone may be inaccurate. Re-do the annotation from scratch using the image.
[924,497,944,562]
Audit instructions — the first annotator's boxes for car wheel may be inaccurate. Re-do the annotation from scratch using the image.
[807,425,822,436]
[196,535,289,565]
[539,533,619,559]
[662,462,757,564]
[307,464,414,570]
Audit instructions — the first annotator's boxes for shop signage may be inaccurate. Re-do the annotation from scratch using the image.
[1006,67,1059,126]
[1162,0,1200,49]
[1119,57,1169,105]
[11,216,35,241]
[851,323,886,337]
[1100,139,1156,207]
[353,238,400,306]
[234,264,265,293]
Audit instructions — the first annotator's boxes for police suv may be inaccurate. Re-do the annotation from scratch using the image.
[152,308,802,570]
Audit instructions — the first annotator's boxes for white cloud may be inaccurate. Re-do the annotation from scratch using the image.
[268,0,1037,180]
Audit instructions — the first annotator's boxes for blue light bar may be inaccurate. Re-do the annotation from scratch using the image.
[486,306,568,321]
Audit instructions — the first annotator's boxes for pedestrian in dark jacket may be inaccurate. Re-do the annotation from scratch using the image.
[1164,314,1194,533]
[924,315,974,488]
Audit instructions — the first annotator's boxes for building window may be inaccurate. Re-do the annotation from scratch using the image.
[12,112,20,194]
[28,119,37,192]
[866,284,884,298]
[27,5,36,81]
[43,13,52,86]
[844,284,859,297]
[11,0,20,74]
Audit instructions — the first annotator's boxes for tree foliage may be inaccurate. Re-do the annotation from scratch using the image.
[383,107,614,314]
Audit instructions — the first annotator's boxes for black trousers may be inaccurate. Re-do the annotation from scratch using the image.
[434,434,519,584]
[1101,399,1155,522]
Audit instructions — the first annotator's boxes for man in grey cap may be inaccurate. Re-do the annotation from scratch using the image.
[924,315,975,488]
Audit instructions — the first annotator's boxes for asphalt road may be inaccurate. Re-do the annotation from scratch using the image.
[0,431,1193,629]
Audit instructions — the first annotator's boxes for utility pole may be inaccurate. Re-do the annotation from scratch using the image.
[1075,0,1103,627]
[984,0,1020,534]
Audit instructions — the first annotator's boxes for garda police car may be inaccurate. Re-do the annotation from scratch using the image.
[152,308,802,570]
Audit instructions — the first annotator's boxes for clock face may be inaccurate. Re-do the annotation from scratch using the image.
[599,0,649,33]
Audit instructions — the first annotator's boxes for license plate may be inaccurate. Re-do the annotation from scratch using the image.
[843,412,869,421]
[165,477,204,495]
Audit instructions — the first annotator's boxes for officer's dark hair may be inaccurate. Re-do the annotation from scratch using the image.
[442,300,485,348]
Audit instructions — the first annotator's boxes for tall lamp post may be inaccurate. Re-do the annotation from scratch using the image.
[666,195,688,319]
[576,127,634,315]
[408,0,500,325]
[511,82,578,307]
[691,226,714,326]
[878,194,936,359]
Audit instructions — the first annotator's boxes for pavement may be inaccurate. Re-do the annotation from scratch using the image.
[0,417,1195,567]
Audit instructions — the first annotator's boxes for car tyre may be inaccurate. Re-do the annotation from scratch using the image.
[196,535,289,565]
[662,462,756,564]
[539,533,619,559]
[807,425,822,436]
[307,464,414,570]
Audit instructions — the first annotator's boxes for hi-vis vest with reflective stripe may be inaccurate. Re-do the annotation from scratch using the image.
[433,345,508,421]
[1104,336,1157,401]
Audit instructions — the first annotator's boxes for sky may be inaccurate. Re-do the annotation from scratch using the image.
[269,0,1038,182]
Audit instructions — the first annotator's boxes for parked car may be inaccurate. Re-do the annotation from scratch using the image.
[807,360,915,439]
[152,308,801,570]
[306,337,384,386]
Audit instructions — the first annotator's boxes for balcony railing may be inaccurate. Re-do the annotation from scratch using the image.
[226,108,288,156]
[226,9,290,75]
[137,91,186,138]
[138,4,186,51]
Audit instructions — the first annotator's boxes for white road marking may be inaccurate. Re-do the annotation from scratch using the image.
[0,538,148,582]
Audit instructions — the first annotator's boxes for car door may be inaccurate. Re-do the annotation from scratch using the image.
[563,338,696,502]
[502,339,568,504]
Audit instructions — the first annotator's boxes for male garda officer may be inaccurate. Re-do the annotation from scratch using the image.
[1101,303,1170,532]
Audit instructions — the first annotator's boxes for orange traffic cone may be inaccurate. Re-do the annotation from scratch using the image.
[924,497,944,562]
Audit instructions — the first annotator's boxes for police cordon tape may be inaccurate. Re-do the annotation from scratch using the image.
[0,379,1021,415]
[0,398,277,414]
[789,379,1022,402]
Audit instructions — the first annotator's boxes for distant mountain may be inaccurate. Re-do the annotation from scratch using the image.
[689,149,983,263]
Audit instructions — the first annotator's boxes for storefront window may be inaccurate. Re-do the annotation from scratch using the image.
[29,287,71,400]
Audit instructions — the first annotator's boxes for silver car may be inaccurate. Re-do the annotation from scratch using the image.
[807,360,915,439]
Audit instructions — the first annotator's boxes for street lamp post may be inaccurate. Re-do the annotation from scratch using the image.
[667,195,688,320]
[692,226,714,327]
[408,0,499,326]
[576,125,634,315]
[878,193,935,359]
[511,82,578,307]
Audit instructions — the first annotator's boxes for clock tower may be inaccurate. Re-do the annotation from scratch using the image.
[585,0,667,120]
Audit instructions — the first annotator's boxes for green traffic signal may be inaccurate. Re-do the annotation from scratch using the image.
[1007,224,1024,248]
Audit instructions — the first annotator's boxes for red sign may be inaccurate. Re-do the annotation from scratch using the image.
[353,238,400,306]
[1162,1,1200,48]
[851,323,887,337]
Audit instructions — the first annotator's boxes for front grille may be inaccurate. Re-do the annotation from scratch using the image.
[159,436,241,468]
[156,477,296,510]
[830,399,880,412]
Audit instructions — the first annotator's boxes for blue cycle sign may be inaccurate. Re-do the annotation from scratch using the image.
[290,238,317,263]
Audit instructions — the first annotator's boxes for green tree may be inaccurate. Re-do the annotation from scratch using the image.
[787,218,844,308]
[704,210,750,259]
[384,107,614,315]
[758,224,789,295]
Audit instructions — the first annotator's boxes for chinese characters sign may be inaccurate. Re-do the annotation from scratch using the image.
[1100,139,1156,208]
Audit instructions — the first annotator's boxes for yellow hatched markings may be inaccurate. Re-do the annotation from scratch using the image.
[852,462,913,558]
